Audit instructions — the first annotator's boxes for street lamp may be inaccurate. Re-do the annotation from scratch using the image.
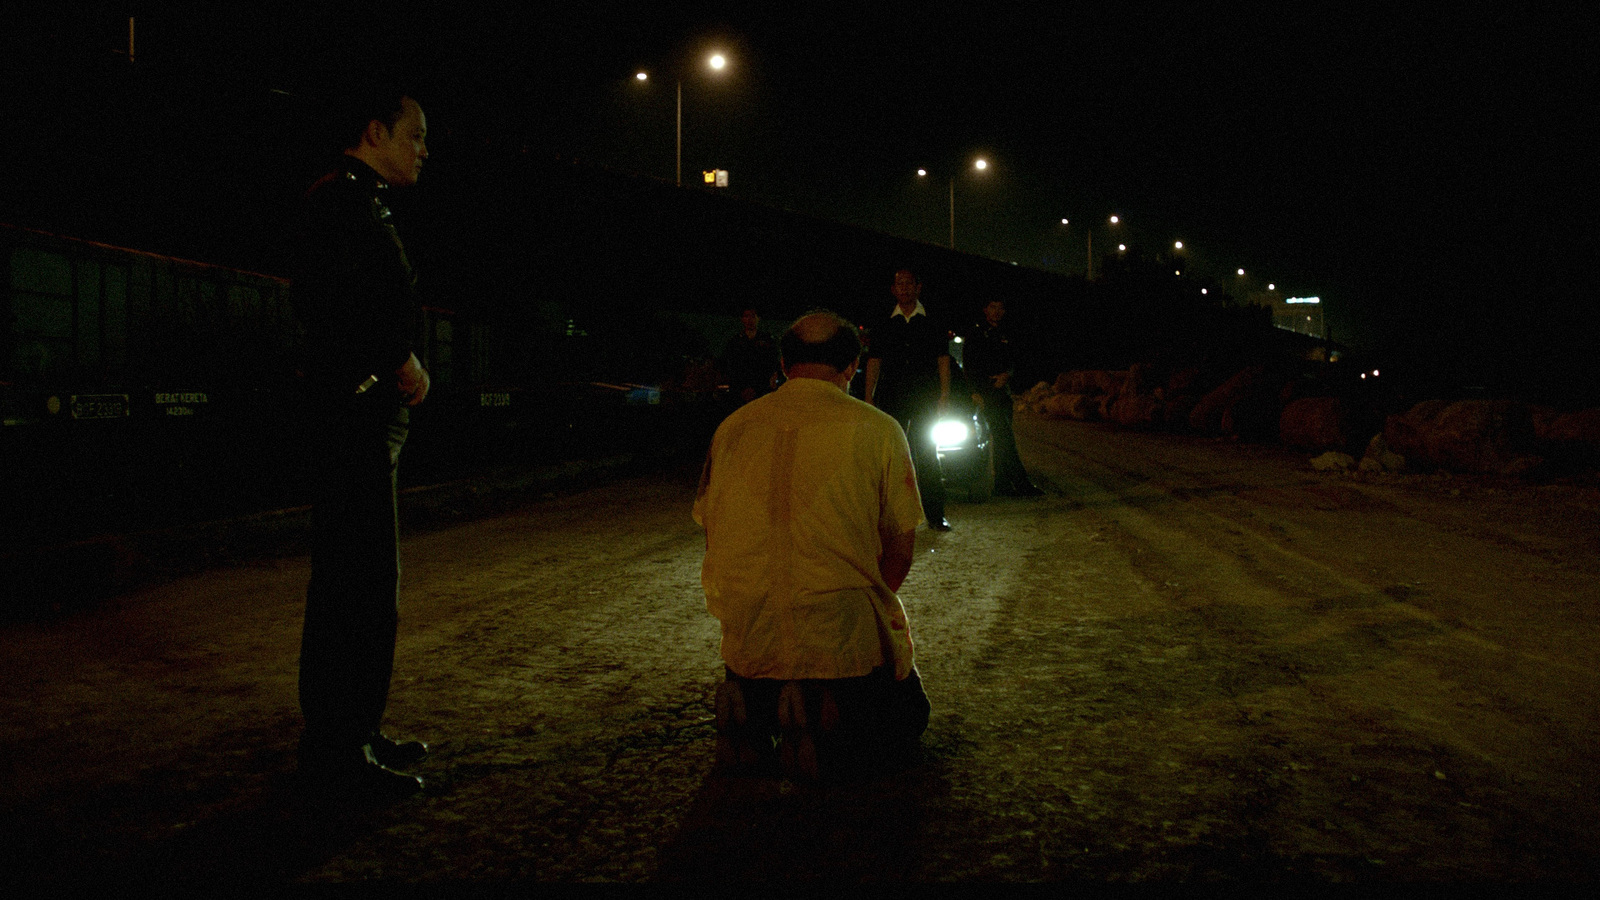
[1086,214,1121,280]
[636,52,730,186]
[919,158,989,249]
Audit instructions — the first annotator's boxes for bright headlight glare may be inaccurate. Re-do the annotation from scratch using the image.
[932,419,970,448]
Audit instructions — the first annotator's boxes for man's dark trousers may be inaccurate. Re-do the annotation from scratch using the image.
[299,400,409,755]
[884,399,946,525]
[976,385,1030,492]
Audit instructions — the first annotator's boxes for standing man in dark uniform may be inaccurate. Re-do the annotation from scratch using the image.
[865,268,953,531]
[290,88,433,796]
[964,298,1043,497]
[720,306,780,406]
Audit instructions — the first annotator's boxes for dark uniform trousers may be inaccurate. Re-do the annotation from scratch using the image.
[299,400,409,754]
[883,397,946,525]
[976,384,1030,492]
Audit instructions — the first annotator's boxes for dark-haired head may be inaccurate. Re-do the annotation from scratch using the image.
[332,85,414,152]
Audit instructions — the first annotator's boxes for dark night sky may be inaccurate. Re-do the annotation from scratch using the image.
[6,2,1598,395]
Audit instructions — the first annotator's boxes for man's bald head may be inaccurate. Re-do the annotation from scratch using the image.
[780,311,862,373]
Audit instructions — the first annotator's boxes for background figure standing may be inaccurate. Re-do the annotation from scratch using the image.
[290,89,433,797]
[963,299,1043,497]
[719,306,780,406]
[864,269,952,531]
[695,311,930,780]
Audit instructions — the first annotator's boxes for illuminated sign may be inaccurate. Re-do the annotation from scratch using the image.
[154,390,209,417]
[1286,296,1321,304]
[703,169,729,188]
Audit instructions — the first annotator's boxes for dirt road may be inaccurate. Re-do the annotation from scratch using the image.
[4,414,1598,883]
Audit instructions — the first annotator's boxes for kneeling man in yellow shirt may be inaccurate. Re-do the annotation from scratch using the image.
[693,310,932,780]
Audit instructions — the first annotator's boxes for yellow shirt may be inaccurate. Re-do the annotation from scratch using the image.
[693,377,925,679]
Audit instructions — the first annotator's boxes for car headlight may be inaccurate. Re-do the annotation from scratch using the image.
[932,418,970,449]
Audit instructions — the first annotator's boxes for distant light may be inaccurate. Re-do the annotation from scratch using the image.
[1174,240,1183,249]
[1372,369,1380,377]
[917,168,928,177]
[1109,215,1120,224]
[1286,296,1320,304]
[974,158,988,171]
[951,336,964,343]
[1175,270,1182,276]
[635,72,648,81]
[1060,218,1069,225]
[709,54,727,70]
[1237,268,1245,276]
[1201,288,1209,294]
[1117,243,1126,251]
[1268,283,1276,291]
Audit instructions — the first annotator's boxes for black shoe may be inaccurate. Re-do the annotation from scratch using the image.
[300,751,424,798]
[929,517,951,532]
[366,732,429,770]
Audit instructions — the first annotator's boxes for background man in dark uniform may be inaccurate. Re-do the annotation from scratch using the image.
[720,306,780,406]
[864,268,953,531]
[290,88,433,796]
[964,298,1043,496]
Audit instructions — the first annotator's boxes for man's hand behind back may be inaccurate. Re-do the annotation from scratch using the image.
[398,352,430,406]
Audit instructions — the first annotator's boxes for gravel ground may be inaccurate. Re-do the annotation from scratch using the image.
[4,414,1598,884]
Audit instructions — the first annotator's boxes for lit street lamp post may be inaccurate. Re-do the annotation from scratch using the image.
[637,52,728,187]
[918,157,988,250]
[1086,215,1121,280]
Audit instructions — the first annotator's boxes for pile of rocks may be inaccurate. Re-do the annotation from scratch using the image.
[1019,368,1600,477]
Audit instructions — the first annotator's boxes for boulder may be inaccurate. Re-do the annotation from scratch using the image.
[1279,397,1349,451]
[1019,381,1056,413]
[1108,391,1164,428]
[1359,432,1406,472]
[1544,408,1600,446]
[1189,366,1267,434]
[1059,369,1125,397]
[1383,400,1450,462]
[1385,399,1541,474]
[1039,392,1097,420]
[1311,451,1356,471]
[1220,390,1284,441]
